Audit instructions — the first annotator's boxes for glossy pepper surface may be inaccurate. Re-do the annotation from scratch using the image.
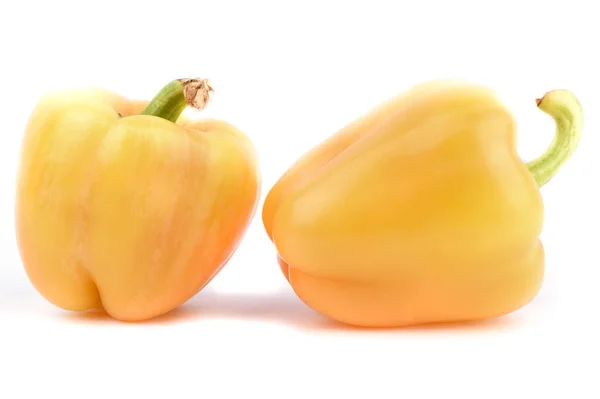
[16,78,260,321]
[263,80,583,328]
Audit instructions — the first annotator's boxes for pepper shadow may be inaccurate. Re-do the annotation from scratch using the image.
[62,285,524,333]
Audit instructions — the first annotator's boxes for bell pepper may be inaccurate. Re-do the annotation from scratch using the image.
[15,78,260,321]
[263,80,583,328]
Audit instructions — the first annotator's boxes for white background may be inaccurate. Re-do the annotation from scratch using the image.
[1,1,599,398]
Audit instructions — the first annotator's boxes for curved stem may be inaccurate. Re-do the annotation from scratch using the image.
[526,89,583,187]
[140,78,214,123]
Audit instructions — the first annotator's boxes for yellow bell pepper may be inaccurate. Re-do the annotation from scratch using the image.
[263,80,583,328]
[15,78,260,321]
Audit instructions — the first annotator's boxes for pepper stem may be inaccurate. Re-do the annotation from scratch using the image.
[526,89,583,187]
[140,78,214,123]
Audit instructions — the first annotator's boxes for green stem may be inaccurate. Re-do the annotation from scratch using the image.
[526,89,583,187]
[140,78,214,123]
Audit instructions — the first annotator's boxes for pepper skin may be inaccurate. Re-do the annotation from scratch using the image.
[16,78,260,321]
[263,80,583,328]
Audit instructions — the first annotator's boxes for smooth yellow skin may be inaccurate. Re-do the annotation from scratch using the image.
[16,88,260,321]
[263,81,545,327]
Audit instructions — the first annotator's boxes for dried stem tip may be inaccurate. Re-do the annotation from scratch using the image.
[177,78,214,110]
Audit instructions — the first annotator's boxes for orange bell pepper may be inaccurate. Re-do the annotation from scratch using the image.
[263,80,583,328]
[15,78,260,321]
